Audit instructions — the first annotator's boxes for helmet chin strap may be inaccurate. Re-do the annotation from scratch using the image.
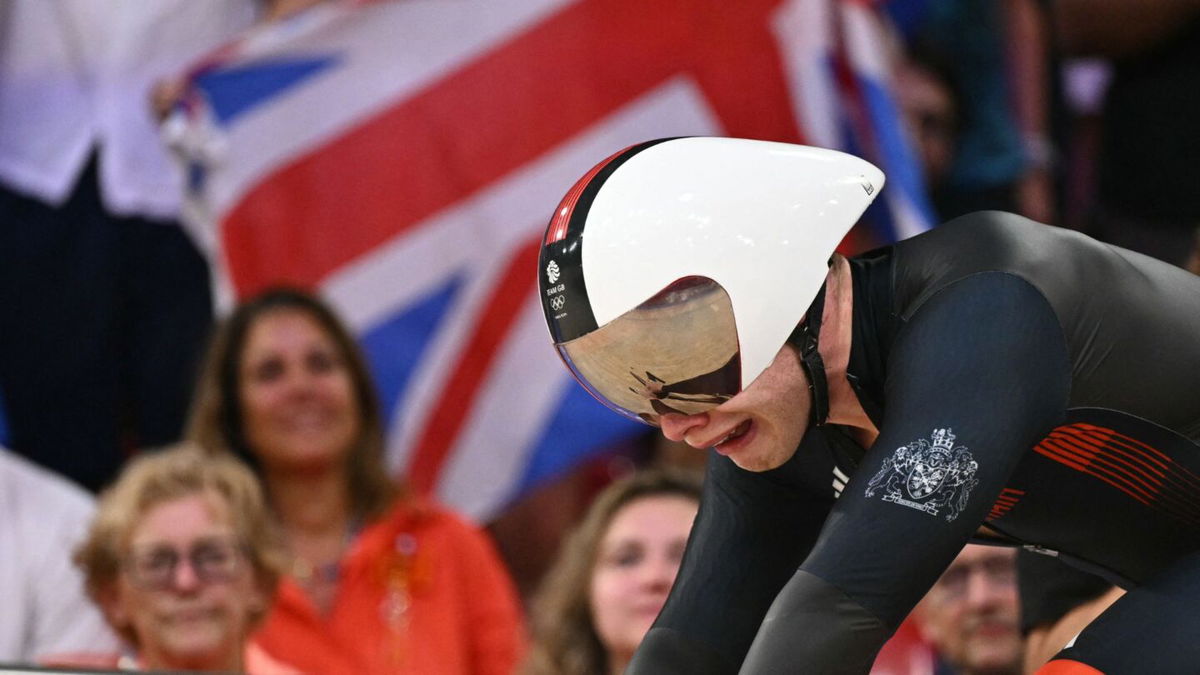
[787,285,829,427]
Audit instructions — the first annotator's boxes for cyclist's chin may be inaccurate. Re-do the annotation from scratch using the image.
[721,423,800,472]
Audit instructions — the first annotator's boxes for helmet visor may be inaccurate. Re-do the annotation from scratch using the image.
[557,277,741,426]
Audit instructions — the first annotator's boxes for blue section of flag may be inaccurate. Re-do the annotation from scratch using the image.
[195,56,339,125]
[832,85,903,245]
[359,275,463,429]
[857,75,938,229]
[517,382,645,493]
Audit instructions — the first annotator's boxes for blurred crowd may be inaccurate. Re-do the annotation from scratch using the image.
[1,0,1197,673]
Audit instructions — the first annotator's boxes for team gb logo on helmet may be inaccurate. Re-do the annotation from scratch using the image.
[865,428,980,522]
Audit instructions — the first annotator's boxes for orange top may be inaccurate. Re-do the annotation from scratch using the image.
[252,499,525,675]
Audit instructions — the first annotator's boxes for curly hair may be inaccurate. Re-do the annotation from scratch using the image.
[73,442,286,646]
[521,467,702,675]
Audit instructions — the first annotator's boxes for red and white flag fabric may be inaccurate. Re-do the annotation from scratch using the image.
[168,0,933,522]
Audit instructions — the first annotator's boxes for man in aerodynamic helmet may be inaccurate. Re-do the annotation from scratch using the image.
[538,137,1200,674]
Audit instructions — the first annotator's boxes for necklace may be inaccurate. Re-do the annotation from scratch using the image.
[291,556,342,585]
[288,517,362,611]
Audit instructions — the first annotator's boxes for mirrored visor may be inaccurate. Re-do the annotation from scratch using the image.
[557,277,741,426]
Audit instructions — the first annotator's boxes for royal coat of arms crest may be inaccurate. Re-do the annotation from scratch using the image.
[864,428,980,521]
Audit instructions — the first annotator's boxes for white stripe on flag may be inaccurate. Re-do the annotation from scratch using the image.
[772,0,840,148]
[207,0,579,217]
[839,3,891,80]
[885,188,932,241]
[436,295,574,520]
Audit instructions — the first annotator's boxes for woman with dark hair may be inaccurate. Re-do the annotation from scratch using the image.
[188,287,524,675]
[522,468,702,675]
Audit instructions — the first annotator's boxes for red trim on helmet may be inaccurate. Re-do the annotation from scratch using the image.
[544,144,636,246]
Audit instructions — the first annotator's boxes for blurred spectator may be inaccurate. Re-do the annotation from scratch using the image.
[521,468,701,675]
[894,42,963,194]
[490,448,646,604]
[0,0,256,491]
[1052,0,1200,267]
[0,447,118,664]
[912,545,1022,675]
[1017,551,1123,672]
[64,443,293,672]
[887,0,1056,223]
[188,287,525,675]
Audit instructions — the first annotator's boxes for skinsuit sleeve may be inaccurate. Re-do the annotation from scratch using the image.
[738,272,1071,673]
[628,429,838,674]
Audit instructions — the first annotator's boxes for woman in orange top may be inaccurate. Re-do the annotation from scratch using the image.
[189,287,524,675]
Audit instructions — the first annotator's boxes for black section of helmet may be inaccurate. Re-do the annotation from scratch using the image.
[539,138,679,345]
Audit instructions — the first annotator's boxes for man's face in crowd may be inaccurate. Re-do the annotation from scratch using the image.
[658,344,811,471]
[915,545,1022,675]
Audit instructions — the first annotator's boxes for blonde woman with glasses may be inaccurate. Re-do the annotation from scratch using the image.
[58,443,295,673]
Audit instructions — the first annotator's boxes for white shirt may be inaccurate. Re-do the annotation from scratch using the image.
[0,0,256,218]
[0,449,118,663]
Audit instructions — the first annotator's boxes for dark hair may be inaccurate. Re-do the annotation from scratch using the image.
[906,35,967,136]
[187,287,398,519]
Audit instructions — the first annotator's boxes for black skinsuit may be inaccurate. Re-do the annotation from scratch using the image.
[628,211,1200,674]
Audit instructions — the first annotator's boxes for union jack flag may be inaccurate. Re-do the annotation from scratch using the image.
[168,0,932,522]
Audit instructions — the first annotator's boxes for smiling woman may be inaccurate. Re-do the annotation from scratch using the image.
[187,287,525,675]
[64,443,292,673]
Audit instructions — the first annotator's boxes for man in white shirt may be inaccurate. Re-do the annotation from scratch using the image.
[0,448,118,663]
[0,0,256,490]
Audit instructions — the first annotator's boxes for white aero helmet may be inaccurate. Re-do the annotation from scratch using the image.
[539,137,884,426]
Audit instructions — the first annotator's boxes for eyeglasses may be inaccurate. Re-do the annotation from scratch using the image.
[124,537,247,590]
[932,555,1016,600]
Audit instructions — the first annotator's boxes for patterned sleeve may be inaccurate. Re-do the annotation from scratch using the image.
[740,272,1071,673]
